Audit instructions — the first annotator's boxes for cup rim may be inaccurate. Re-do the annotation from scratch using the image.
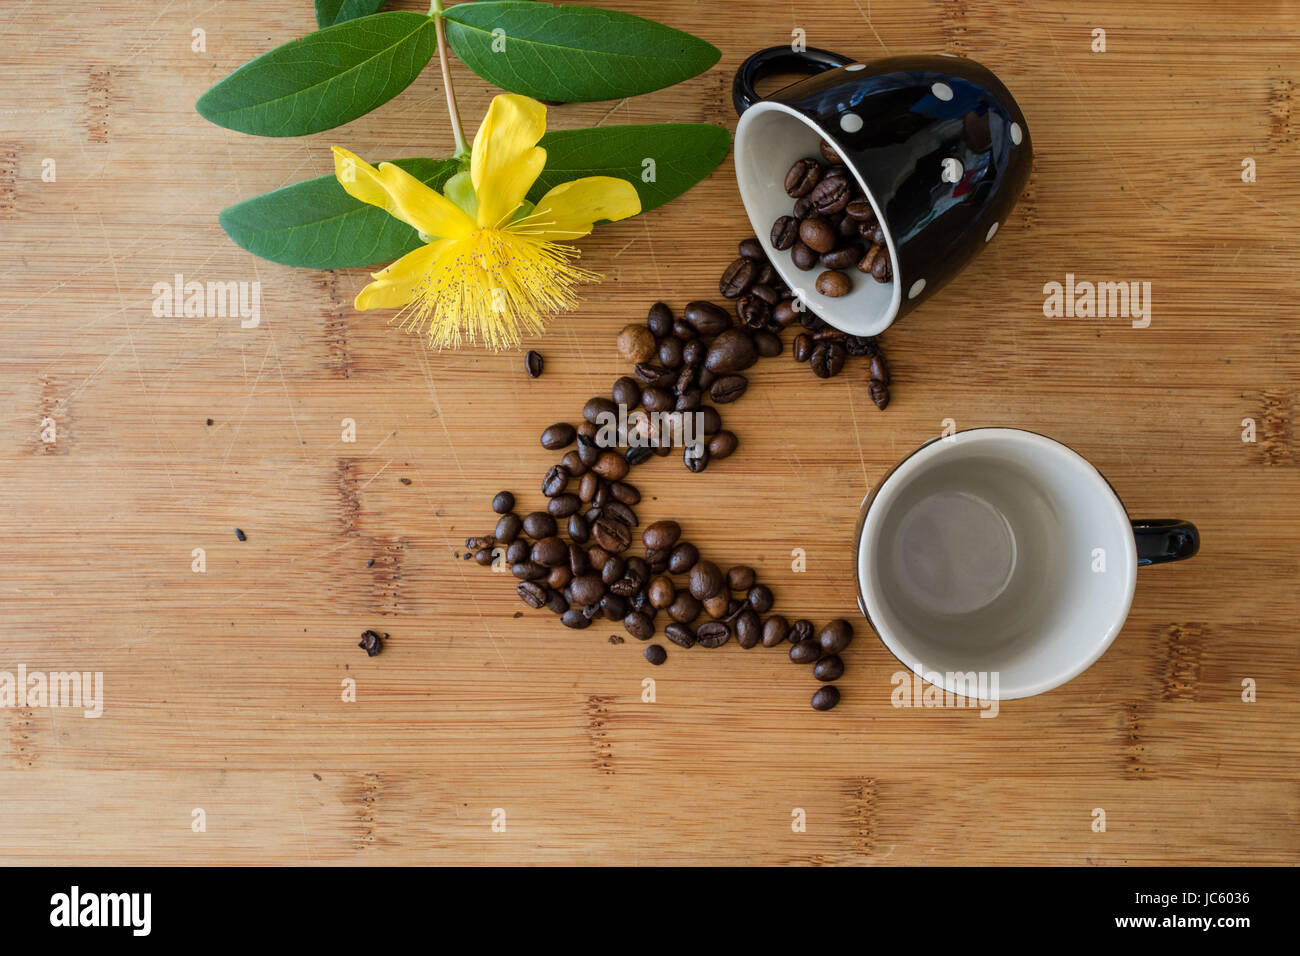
[734,99,903,337]
[856,427,1139,700]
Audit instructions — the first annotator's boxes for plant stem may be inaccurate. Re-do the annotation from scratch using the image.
[431,0,470,160]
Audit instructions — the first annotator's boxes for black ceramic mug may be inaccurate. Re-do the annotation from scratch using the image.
[733,47,1032,336]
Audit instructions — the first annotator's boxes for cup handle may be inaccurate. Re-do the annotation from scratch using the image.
[1132,519,1200,567]
[733,46,856,116]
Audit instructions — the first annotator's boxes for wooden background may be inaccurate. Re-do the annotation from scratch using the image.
[1,0,1296,866]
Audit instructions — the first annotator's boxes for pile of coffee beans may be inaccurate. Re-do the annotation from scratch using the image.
[459,228,900,710]
[767,140,894,303]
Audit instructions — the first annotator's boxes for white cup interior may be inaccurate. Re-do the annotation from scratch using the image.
[857,430,1138,699]
[734,101,902,337]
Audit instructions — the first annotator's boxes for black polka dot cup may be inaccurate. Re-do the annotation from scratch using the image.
[733,47,1032,337]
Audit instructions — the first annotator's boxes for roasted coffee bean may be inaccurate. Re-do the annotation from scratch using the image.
[736,294,771,329]
[601,555,626,586]
[609,481,639,505]
[567,513,590,544]
[696,621,730,649]
[838,215,861,239]
[674,364,697,396]
[646,301,674,338]
[568,574,606,607]
[618,323,657,363]
[653,442,674,457]
[547,565,572,589]
[474,548,493,566]
[495,513,522,545]
[525,350,544,378]
[771,215,799,250]
[868,378,890,410]
[857,242,886,275]
[668,541,699,574]
[492,491,515,514]
[673,317,696,341]
[584,505,603,524]
[633,362,676,388]
[845,335,878,357]
[747,584,774,614]
[871,251,892,282]
[559,451,586,477]
[790,619,814,644]
[697,367,716,389]
[719,256,759,299]
[761,615,790,648]
[705,328,758,374]
[821,245,860,270]
[577,421,597,440]
[675,388,702,412]
[605,500,638,527]
[540,423,576,450]
[548,493,581,518]
[814,654,845,682]
[578,472,600,503]
[681,339,707,367]
[583,397,617,424]
[586,546,611,571]
[819,619,854,655]
[739,236,766,260]
[647,575,675,609]
[798,216,836,254]
[531,536,568,568]
[517,581,548,608]
[665,622,697,648]
[466,535,495,551]
[702,592,730,618]
[684,445,709,472]
[775,299,800,327]
[506,540,529,565]
[593,452,629,481]
[791,241,817,271]
[626,446,653,467]
[546,590,569,614]
[593,516,632,552]
[790,640,823,664]
[542,465,569,497]
[657,336,685,369]
[811,685,840,711]
[689,560,724,600]
[784,157,823,197]
[799,310,826,331]
[819,140,843,165]
[522,512,556,539]
[726,565,756,591]
[816,270,852,297]
[667,591,702,624]
[512,561,548,581]
[709,375,748,404]
[575,437,601,470]
[624,609,652,638]
[809,341,847,378]
[643,643,667,664]
[793,195,813,218]
[750,283,781,306]
[640,521,679,550]
[753,330,783,357]
[845,198,874,221]
[581,603,602,621]
[561,608,592,629]
[810,175,851,215]
[601,593,629,620]
[707,430,738,460]
[735,610,761,649]
[699,406,722,435]
[642,386,675,414]
[682,301,732,337]
[568,543,590,578]
[869,353,890,385]
[612,376,641,409]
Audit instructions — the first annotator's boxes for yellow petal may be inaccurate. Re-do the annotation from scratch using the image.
[332,147,474,240]
[514,177,641,241]
[470,94,548,228]
[353,241,445,311]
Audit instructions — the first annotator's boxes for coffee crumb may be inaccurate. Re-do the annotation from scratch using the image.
[234,528,246,541]
[205,418,214,426]
[366,558,375,568]
[400,477,412,485]
[513,611,523,618]
[358,630,386,656]
[608,634,624,644]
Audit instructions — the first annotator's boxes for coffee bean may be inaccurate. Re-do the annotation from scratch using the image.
[668,542,698,574]
[868,379,890,410]
[705,328,758,374]
[522,512,556,539]
[586,546,611,571]
[790,241,817,271]
[559,450,587,477]
[683,301,732,337]
[810,175,851,215]
[845,335,878,357]
[838,215,861,239]
[771,215,799,250]
[492,491,515,514]
[647,575,675,609]
[702,592,729,618]
[784,157,823,197]
[821,245,860,270]
[816,270,852,297]
[568,574,606,607]
[618,323,657,363]
[771,298,798,327]
[689,560,724,600]
[684,445,709,472]
[612,375,641,409]
[605,501,638,527]
[567,513,590,544]
[506,540,529,565]
[809,341,847,378]
[799,310,825,331]
[601,555,626,586]
[793,196,813,218]
[642,520,681,550]
[720,565,752,591]
[593,516,632,553]
[707,430,738,459]
[561,608,592,629]
[696,621,730,649]
[753,330,783,357]
[790,640,823,664]
[547,565,571,589]
[793,333,813,362]
[643,643,667,665]
[647,302,673,338]
[583,397,618,425]
[593,452,629,481]
[524,350,544,378]
[540,423,576,450]
[531,536,568,568]
[869,354,890,385]
[548,493,581,518]
[719,257,759,299]
[814,654,845,682]
[546,590,569,615]
[665,622,697,648]
[542,464,569,497]
[709,375,748,404]
[699,406,722,435]
[495,513,522,544]
[750,284,780,307]
[675,388,702,412]
[657,336,684,369]
[634,362,676,388]
[517,581,548,609]
[811,685,840,710]
[626,446,653,467]
[819,619,854,655]
[642,386,675,414]
[739,237,766,260]
[798,217,836,254]
[609,482,639,505]
[819,140,843,165]
[512,561,547,581]
[673,318,696,340]
[871,251,892,282]
[474,548,493,566]
[761,615,790,647]
[736,294,771,329]
[790,619,814,644]
[857,242,886,275]
[667,591,702,624]
[746,584,774,614]
[682,339,707,367]
[602,593,629,620]
[577,472,599,503]
[735,610,761,649]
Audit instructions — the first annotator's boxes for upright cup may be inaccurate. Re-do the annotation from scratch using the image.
[855,429,1199,700]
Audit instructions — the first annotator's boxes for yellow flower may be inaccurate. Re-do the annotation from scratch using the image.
[333,94,640,349]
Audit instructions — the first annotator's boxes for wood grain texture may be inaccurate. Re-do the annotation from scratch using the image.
[1,0,1297,865]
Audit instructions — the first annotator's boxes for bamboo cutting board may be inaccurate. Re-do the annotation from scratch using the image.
[0,0,1297,865]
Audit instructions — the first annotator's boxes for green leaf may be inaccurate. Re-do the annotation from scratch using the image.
[218,158,460,269]
[443,1,720,102]
[197,12,437,137]
[530,124,730,215]
[314,0,388,29]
